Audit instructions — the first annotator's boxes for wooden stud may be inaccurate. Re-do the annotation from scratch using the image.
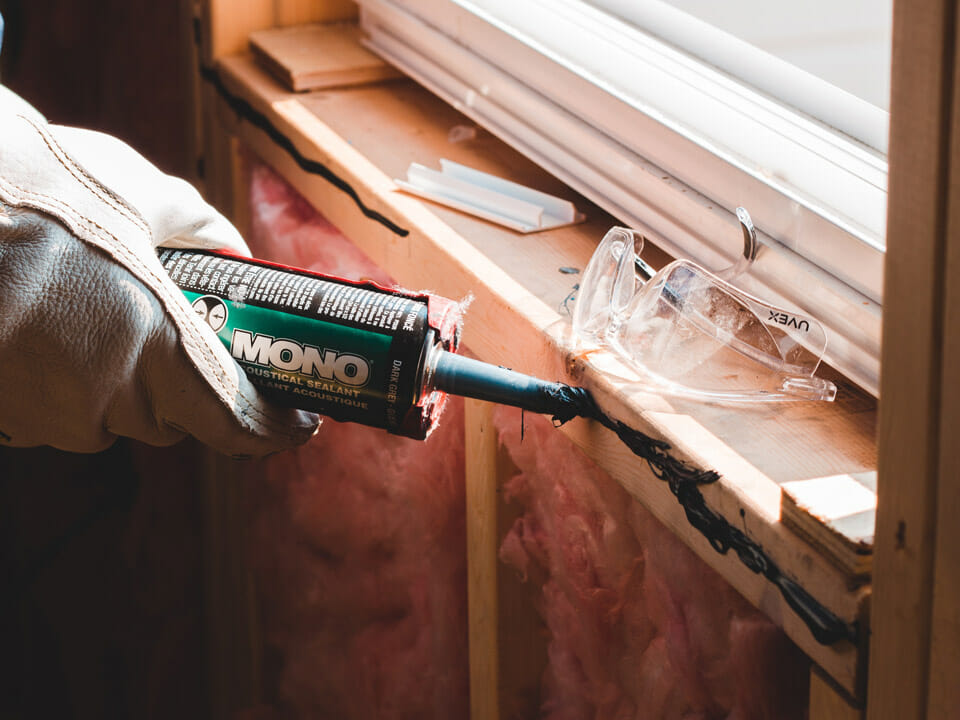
[465,396,550,720]
[810,669,863,720]
[192,11,264,709]
[180,0,205,188]
[199,82,237,212]
[465,398,548,720]
[465,399,500,720]
[868,0,960,718]
[275,0,358,26]
[925,6,960,714]
[229,138,253,240]
[203,451,263,720]
[201,0,274,64]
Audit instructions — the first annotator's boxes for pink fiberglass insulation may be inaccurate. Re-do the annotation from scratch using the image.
[494,406,809,720]
[241,160,469,719]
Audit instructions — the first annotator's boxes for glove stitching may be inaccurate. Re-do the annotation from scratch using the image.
[24,117,152,237]
[0,177,307,440]
[17,127,259,418]
[3,119,308,439]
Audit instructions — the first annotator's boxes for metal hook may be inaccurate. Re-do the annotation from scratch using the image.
[628,206,758,283]
[716,206,759,281]
[737,206,758,261]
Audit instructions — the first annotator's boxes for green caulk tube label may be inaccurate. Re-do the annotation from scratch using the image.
[158,249,432,437]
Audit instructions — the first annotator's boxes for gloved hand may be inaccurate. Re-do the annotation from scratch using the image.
[0,88,319,456]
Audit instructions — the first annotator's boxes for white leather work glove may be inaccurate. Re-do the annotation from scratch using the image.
[0,88,319,456]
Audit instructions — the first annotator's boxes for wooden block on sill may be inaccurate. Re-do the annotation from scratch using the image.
[781,472,876,579]
[249,22,402,92]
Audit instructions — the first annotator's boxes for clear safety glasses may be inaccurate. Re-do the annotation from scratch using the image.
[573,210,837,403]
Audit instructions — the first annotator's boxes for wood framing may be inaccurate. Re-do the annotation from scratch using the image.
[190,5,960,717]
[207,51,874,696]
[868,1,960,718]
[203,451,264,720]
[465,399,499,720]
[810,669,863,720]
[464,400,548,719]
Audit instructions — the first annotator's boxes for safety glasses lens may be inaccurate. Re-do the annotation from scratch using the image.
[572,230,835,402]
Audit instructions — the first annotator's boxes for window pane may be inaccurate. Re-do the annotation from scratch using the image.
[661,0,892,110]
[588,0,891,150]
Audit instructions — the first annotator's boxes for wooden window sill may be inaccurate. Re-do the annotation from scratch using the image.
[207,52,876,698]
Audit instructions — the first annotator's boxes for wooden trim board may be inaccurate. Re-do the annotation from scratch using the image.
[250,22,402,91]
[210,53,876,696]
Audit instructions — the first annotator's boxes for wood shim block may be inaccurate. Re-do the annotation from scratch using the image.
[781,472,876,579]
[249,22,402,92]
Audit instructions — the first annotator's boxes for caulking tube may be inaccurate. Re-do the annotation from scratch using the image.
[159,248,588,439]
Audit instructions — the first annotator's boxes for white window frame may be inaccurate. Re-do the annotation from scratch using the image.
[357,0,885,395]
[587,0,891,154]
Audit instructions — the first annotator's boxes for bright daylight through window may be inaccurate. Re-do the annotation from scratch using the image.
[357,0,892,395]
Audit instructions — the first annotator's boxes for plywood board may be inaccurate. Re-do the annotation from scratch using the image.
[250,23,401,91]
